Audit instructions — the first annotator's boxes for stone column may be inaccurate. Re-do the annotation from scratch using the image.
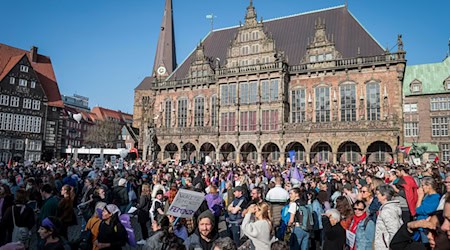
[332,153,337,164]
[216,150,221,162]
[257,151,262,164]
[279,151,286,165]
[236,151,241,164]
[306,152,311,164]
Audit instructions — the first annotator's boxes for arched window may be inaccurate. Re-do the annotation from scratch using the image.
[177,98,188,127]
[291,88,306,123]
[164,100,172,127]
[340,84,356,121]
[366,82,380,120]
[315,86,330,122]
[211,95,217,127]
[194,97,205,127]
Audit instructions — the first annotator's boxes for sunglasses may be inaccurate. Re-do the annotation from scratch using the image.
[353,207,365,211]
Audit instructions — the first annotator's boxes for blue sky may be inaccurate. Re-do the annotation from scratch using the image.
[2,0,449,114]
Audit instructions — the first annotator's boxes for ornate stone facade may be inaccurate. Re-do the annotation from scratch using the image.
[134,3,406,164]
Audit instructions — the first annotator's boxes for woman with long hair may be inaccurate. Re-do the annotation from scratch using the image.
[335,195,354,230]
[56,184,76,239]
[136,183,152,243]
[241,202,273,250]
[96,204,128,250]
[415,176,441,244]
[82,202,107,250]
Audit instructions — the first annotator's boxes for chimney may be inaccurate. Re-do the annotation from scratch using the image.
[30,46,38,63]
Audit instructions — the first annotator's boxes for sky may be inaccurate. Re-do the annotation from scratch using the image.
[2,0,449,114]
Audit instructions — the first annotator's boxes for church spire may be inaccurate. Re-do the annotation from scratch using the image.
[244,0,258,26]
[153,0,177,78]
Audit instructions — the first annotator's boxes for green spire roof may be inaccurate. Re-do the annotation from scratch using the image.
[403,56,450,96]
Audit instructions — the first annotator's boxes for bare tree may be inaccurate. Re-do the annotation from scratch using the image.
[84,120,122,148]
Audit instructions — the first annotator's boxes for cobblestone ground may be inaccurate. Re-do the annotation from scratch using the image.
[28,210,229,250]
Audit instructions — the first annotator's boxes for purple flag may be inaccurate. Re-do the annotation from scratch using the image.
[226,171,233,181]
[262,160,272,179]
[291,166,303,182]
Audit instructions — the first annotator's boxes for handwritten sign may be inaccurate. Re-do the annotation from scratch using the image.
[167,189,204,218]
[346,230,356,248]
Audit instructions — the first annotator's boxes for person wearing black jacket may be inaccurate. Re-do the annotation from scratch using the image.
[96,204,128,250]
[1,189,35,245]
[137,184,152,242]
[322,209,346,250]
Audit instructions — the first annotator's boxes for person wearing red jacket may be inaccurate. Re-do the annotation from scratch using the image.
[393,166,418,223]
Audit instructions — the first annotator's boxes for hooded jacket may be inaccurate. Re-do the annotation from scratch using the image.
[375,200,403,250]
[402,176,418,216]
[184,210,219,250]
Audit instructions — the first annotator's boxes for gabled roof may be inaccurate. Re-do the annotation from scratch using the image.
[403,56,450,96]
[0,54,25,81]
[0,43,64,107]
[135,76,155,91]
[64,105,95,124]
[167,5,384,82]
[91,106,133,123]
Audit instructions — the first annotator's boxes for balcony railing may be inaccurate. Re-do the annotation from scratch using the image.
[284,119,400,133]
[157,126,217,136]
[290,52,406,72]
[217,62,284,76]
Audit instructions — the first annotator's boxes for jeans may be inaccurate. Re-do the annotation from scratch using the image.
[229,223,241,246]
[290,227,309,250]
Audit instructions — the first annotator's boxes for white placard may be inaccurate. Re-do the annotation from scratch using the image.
[166,189,204,218]
[94,157,104,168]
[346,230,356,248]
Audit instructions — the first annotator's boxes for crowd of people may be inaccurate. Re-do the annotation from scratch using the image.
[0,158,449,250]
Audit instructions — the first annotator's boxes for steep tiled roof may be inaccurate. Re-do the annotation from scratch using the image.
[403,56,450,96]
[0,43,64,107]
[167,5,383,82]
[91,106,133,123]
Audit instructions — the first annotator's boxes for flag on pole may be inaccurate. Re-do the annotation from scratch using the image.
[434,155,439,163]
[291,165,303,182]
[360,155,366,164]
[288,150,296,164]
[7,158,12,168]
[397,146,412,155]
[262,160,271,179]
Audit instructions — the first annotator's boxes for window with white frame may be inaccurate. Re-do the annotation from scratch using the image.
[261,79,279,102]
[0,95,9,106]
[432,117,449,137]
[9,77,15,84]
[2,139,11,150]
[404,103,418,113]
[15,140,24,150]
[10,96,19,107]
[32,100,40,110]
[430,97,450,111]
[20,65,29,72]
[19,79,27,87]
[404,122,419,137]
[31,81,36,88]
[23,98,32,109]
[442,144,449,162]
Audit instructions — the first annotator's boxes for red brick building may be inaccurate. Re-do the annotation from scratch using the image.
[134,2,406,164]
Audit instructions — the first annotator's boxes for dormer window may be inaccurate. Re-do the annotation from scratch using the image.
[410,79,422,93]
[20,65,29,72]
[309,56,317,63]
[444,77,450,90]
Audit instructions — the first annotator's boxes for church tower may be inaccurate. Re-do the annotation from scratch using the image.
[153,0,177,79]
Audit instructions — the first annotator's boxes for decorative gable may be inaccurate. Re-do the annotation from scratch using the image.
[225,1,279,68]
[410,79,422,93]
[302,17,342,69]
[187,42,214,82]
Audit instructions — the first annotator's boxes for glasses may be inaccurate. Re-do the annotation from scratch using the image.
[361,190,368,193]
[353,207,365,211]
[444,181,450,184]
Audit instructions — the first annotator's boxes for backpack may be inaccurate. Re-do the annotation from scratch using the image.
[79,219,101,250]
[11,206,31,247]
[276,204,291,240]
[296,201,314,231]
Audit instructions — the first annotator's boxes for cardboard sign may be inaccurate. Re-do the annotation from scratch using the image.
[346,230,356,248]
[94,157,104,168]
[167,189,204,218]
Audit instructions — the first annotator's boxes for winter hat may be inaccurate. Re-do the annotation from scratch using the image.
[105,204,121,215]
[198,210,215,228]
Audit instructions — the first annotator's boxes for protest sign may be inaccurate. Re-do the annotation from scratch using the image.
[166,189,204,218]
